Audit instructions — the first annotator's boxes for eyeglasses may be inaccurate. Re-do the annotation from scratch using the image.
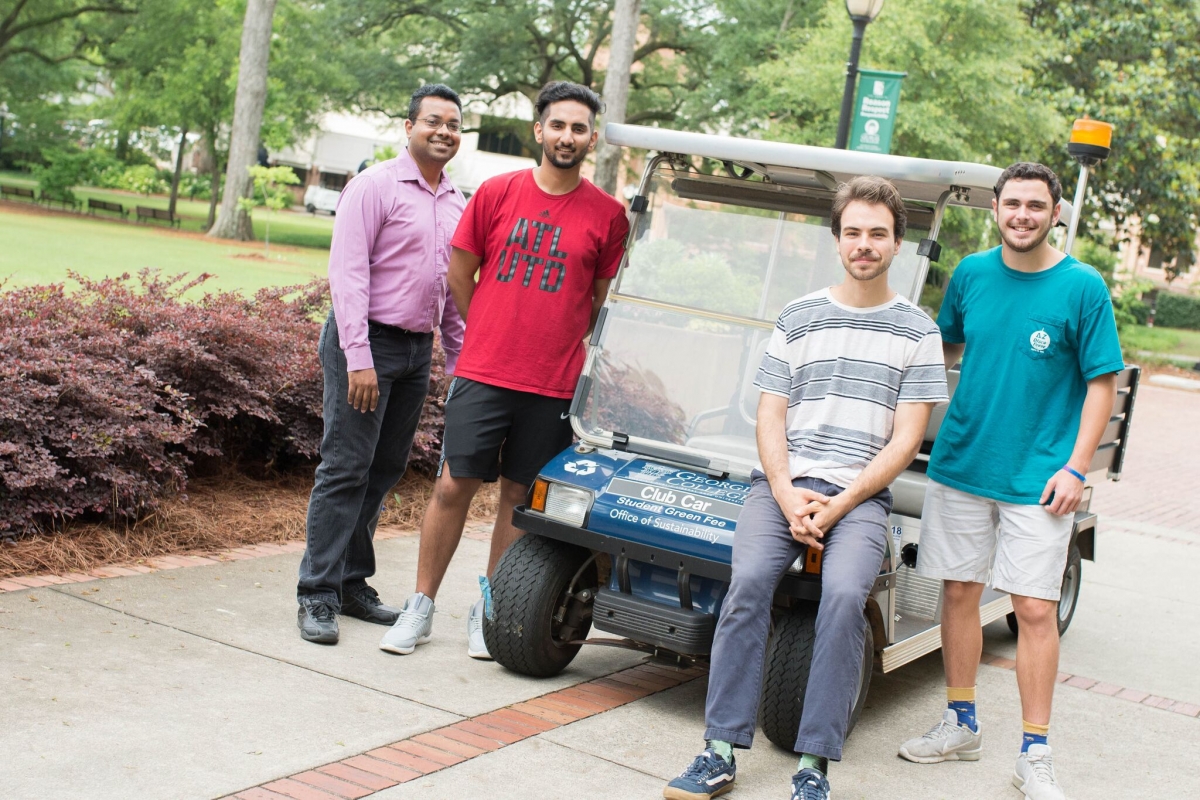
[417,117,461,133]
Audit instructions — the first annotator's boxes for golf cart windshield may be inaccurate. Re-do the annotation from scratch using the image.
[572,162,932,477]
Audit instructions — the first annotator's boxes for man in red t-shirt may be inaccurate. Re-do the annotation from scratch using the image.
[379,81,630,660]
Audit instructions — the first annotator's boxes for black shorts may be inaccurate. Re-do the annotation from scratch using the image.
[440,377,573,486]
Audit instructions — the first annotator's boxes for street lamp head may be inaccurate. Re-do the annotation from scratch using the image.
[845,0,885,21]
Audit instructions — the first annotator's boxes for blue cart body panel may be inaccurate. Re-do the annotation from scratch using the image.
[536,448,756,617]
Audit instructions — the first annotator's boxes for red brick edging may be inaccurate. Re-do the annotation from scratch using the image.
[219,660,706,800]
[981,652,1200,718]
[219,651,1198,800]
[0,522,495,594]
[3,531,1193,790]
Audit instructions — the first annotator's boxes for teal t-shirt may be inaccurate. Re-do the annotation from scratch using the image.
[928,247,1124,504]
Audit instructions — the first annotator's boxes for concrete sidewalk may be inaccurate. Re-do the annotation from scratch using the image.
[3,385,1199,800]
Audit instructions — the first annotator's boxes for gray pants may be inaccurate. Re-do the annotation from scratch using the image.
[703,474,890,760]
[297,313,433,607]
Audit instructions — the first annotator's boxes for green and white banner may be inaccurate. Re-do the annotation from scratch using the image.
[848,69,905,155]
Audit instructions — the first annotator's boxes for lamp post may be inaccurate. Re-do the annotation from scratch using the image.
[834,0,885,150]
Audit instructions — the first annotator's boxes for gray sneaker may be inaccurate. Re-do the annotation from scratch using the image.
[379,592,434,655]
[1014,744,1066,800]
[898,709,983,763]
[467,597,492,660]
[297,598,339,645]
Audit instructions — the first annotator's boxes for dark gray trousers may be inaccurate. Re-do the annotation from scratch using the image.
[296,312,433,607]
[703,474,890,760]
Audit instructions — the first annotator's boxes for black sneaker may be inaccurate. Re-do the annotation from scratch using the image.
[790,768,830,800]
[297,598,339,644]
[341,584,400,625]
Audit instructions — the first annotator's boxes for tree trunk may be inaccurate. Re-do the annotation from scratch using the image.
[780,0,796,32]
[593,0,642,196]
[168,126,188,219]
[207,152,221,232]
[207,0,278,241]
[115,128,130,161]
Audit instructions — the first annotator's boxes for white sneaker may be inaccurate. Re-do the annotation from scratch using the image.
[379,592,434,655]
[898,709,983,763]
[1014,744,1066,800]
[467,597,492,660]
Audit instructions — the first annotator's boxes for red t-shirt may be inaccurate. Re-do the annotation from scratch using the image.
[450,169,630,398]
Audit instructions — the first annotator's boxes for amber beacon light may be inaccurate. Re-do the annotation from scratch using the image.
[1068,119,1113,164]
[1064,118,1114,255]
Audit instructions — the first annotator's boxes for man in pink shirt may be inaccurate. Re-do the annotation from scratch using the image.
[297,84,467,645]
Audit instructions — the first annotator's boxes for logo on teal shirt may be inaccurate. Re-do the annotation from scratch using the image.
[1030,328,1051,353]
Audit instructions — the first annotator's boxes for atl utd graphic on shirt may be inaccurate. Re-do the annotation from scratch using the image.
[496,216,568,292]
[448,169,629,397]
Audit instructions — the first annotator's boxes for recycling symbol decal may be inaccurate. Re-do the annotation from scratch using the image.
[564,459,597,477]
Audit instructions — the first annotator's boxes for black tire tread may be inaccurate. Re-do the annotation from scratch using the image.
[760,604,818,750]
[483,534,592,678]
[761,604,873,750]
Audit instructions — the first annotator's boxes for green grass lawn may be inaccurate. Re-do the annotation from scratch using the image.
[0,169,335,249]
[1121,324,1200,358]
[0,204,328,296]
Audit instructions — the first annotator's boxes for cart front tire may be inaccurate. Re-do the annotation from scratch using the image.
[483,534,596,678]
[760,604,874,750]
[1005,543,1082,637]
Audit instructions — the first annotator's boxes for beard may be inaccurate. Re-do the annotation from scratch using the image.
[542,140,588,170]
[998,219,1053,253]
[842,249,892,281]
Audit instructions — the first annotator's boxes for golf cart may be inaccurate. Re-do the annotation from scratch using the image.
[482,124,1140,749]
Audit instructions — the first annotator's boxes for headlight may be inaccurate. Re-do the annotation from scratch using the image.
[540,482,593,527]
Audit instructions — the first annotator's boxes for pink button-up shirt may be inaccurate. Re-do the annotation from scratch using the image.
[328,147,466,373]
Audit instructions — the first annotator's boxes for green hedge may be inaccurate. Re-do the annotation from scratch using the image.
[1156,292,1200,330]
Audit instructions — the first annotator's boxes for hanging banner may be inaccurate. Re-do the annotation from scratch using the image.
[848,69,906,155]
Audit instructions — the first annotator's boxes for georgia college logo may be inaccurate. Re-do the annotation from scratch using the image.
[564,460,597,477]
[1030,328,1051,353]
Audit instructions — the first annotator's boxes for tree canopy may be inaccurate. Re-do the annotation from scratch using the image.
[2,0,1196,254]
[1027,0,1200,262]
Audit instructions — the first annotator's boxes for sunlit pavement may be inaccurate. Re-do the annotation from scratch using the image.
[2,385,1198,800]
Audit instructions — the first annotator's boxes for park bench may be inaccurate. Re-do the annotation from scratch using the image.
[1,184,36,203]
[136,205,181,228]
[87,198,128,219]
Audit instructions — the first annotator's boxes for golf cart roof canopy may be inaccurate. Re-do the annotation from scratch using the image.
[604,123,1075,224]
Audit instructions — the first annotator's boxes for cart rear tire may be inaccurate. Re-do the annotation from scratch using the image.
[760,603,873,750]
[1005,543,1082,637]
[483,534,596,678]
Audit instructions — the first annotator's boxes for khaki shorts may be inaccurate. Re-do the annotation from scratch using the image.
[915,479,1073,601]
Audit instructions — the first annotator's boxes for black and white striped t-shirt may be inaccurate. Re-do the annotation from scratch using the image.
[754,288,948,488]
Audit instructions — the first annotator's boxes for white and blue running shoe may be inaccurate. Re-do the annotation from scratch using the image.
[663,749,736,800]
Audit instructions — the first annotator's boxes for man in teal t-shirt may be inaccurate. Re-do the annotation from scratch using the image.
[898,163,1123,800]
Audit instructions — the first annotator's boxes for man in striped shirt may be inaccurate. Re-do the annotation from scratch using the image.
[665,177,948,800]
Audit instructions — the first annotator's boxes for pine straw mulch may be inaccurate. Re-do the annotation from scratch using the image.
[0,471,499,580]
